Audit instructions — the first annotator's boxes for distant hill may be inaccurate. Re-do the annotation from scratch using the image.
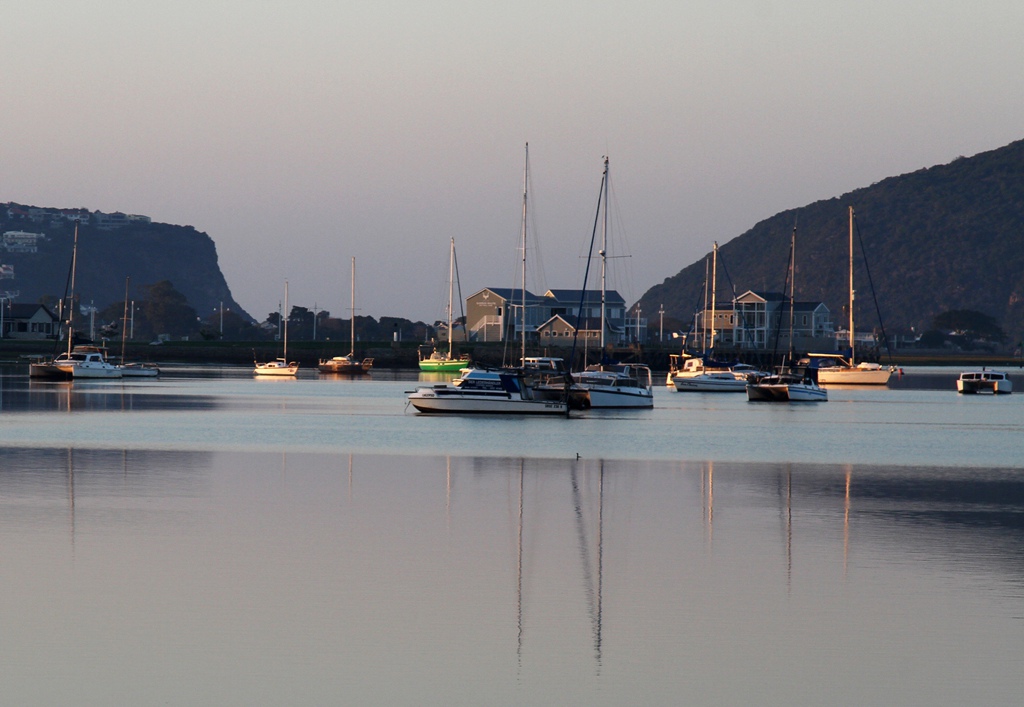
[638,139,1024,344]
[0,205,250,322]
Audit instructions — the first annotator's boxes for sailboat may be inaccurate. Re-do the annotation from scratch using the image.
[810,206,893,385]
[418,238,470,372]
[671,242,752,392]
[254,281,299,376]
[568,157,653,408]
[117,277,159,377]
[319,257,373,374]
[29,223,122,380]
[407,144,567,415]
[747,226,827,402]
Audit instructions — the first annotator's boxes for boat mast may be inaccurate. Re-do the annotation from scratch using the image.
[283,280,289,361]
[848,206,855,365]
[350,257,356,357]
[600,156,609,351]
[121,276,130,365]
[788,227,796,364]
[710,242,718,355]
[447,238,454,359]
[67,222,79,357]
[520,142,528,364]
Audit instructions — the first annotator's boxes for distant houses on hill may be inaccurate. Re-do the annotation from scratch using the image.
[4,202,151,230]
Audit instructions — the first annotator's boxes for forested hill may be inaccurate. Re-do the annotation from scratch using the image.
[639,138,1024,343]
[0,207,250,323]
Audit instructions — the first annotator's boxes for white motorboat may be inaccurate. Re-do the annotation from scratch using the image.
[255,281,299,377]
[573,363,654,408]
[673,371,750,392]
[406,367,567,414]
[54,346,122,379]
[957,370,1012,394]
[746,371,828,402]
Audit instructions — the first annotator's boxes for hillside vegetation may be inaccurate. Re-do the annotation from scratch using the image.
[639,139,1024,344]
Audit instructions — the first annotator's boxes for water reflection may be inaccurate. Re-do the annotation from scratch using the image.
[1,449,1022,703]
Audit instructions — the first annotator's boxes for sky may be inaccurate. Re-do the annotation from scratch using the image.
[3,1,1023,324]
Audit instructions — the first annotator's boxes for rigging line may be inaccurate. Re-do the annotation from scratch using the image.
[569,166,606,375]
[716,247,754,341]
[852,210,895,364]
[452,241,466,324]
[770,225,795,368]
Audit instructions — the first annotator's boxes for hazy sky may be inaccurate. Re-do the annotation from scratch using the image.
[3,1,1022,323]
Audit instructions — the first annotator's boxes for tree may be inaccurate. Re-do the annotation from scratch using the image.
[140,280,199,339]
[931,309,1006,344]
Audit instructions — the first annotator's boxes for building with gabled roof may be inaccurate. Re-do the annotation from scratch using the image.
[2,303,59,340]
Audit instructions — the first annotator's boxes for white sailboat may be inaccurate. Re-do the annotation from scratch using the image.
[254,281,299,376]
[814,206,893,385]
[671,242,750,392]
[570,156,653,408]
[319,258,373,374]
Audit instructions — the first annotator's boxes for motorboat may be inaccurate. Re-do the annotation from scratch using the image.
[406,367,567,414]
[957,370,1012,394]
[669,354,761,392]
[573,363,654,408]
[747,371,828,402]
[56,346,123,379]
[673,371,750,392]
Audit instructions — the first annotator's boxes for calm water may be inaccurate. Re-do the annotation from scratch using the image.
[0,366,1022,705]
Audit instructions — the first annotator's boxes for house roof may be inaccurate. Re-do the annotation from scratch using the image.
[7,303,57,320]
[544,289,625,305]
[470,287,543,304]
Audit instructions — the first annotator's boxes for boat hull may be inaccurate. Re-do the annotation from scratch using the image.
[582,387,654,408]
[418,359,470,373]
[816,367,891,385]
[254,361,299,376]
[407,388,567,414]
[29,363,72,381]
[957,372,1012,394]
[747,381,828,402]
[673,374,748,393]
[318,357,372,374]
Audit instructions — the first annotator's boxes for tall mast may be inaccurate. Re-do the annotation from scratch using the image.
[67,222,79,357]
[350,257,356,357]
[447,238,454,358]
[600,156,609,351]
[710,242,718,354]
[788,227,796,363]
[520,142,528,364]
[283,280,289,361]
[848,206,855,365]
[121,276,130,365]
